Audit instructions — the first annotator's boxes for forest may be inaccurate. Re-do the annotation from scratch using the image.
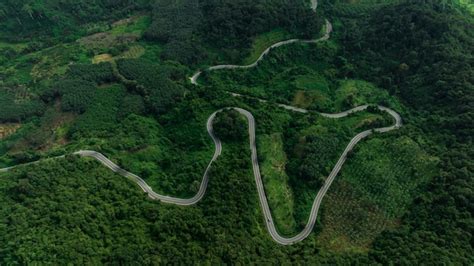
[0,0,472,264]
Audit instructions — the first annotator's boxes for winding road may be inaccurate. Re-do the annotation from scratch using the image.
[0,104,402,245]
[190,3,332,85]
[0,0,403,245]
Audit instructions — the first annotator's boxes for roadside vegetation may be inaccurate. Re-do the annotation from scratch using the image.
[0,0,472,264]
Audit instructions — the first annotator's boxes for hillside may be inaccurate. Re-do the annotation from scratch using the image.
[0,0,472,264]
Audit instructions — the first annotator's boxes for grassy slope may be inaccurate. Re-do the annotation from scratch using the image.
[257,105,395,236]
[318,136,439,252]
[0,1,450,259]
[242,29,292,65]
[202,34,430,250]
[259,133,296,235]
[1,14,151,85]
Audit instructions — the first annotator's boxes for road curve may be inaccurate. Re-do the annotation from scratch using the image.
[189,1,332,85]
[0,104,402,244]
[0,0,404,245]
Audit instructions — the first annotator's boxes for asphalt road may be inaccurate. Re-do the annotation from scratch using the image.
[0,0,404,245]
[0,103,402,244]
[189,0,324,85]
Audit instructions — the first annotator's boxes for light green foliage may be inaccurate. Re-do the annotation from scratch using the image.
[318,136,439,252]
[243,29,292,65]
[110,16,151,36]
[0,0,471,264]
[204,42,401,113]
[259,133,296,235]
[334,80,395,109]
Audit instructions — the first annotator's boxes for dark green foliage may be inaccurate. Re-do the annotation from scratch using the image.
[0,91,45,122]
[292,134,342,186]
[116,59,185,115]
[145,0,323,64]
[145,0,201,43]
[118,94,146,118]
[66,63,116,84]
[330,1,473,263]
[200,0,321,48]
[0,0,472,263]
[339,2,473,129]
[53,79,96,113]
[213,109,247,141]
[69,85,126,138]
[38,62,122,117]
[0,0,150,43]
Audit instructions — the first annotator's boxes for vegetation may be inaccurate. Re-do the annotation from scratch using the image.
[0,0,150,43]
[213,110,247,141]
[145,0,324,65]
[327,1,473,263]
[0,89,44,122]
[318,135,438,252]
[0,0,472,264]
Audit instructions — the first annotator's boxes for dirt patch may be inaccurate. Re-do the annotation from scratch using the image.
[92,54,113,64]
[0,124,21,139]
[78,32,138,49]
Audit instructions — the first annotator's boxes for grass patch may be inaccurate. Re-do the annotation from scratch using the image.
[294,74,330,92]
[334,79,399,110]
[292,74,331,108]
[243,29,292,65]
[118,45,146,59]
[0,42,28,52]
[258,133,296,235]
[110,15,151,36]
[92,54,113,64]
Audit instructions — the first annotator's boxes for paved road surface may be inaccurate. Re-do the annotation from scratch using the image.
[0,103,402,244]
[0,0,404,245]
[189,4,332,86]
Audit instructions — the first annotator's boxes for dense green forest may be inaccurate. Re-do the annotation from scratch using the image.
[330,2,473,262]
[144,0,323,65]
[0,0,472,264]
[0,0,150,43]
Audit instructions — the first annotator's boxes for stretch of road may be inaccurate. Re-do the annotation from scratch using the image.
[0,104,402,245]
[190,4,332,85]
[0,0,403,245]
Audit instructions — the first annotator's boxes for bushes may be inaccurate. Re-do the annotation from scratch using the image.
[212,110,247,141]
[0,91,45,123]
[144,0,323,64]
[66,63,116,84]
[333,1,474,262]
[68,85,126,138]
[116,59,184,116]
[51,79,96,113]
[0,0,150,43]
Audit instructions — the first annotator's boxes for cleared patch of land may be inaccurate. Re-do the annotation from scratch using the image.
[0,124,21,139]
